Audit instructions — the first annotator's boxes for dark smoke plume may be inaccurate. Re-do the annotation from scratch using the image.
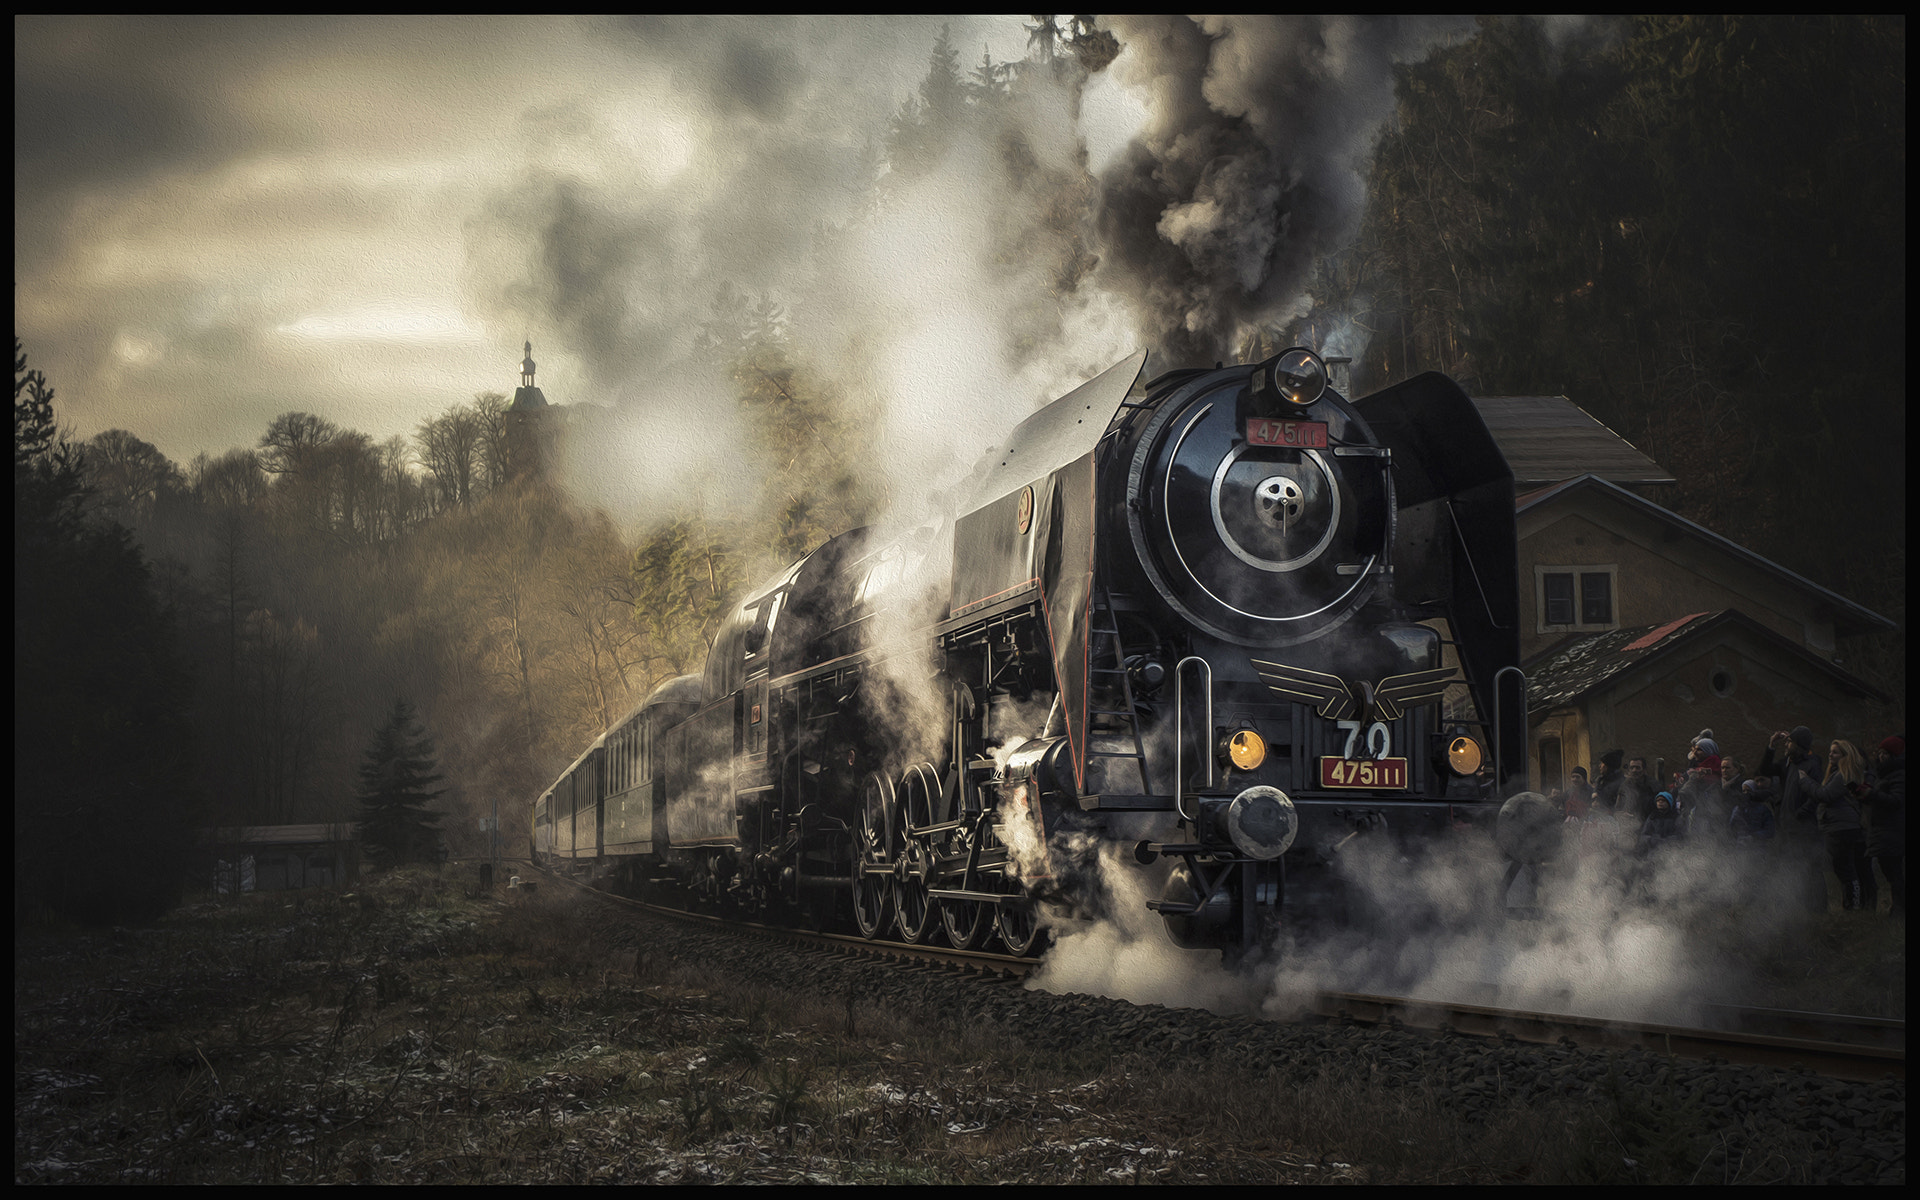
[1090,15,1470,368]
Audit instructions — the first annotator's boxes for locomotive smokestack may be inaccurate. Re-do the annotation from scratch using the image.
[1326,356,1352,396]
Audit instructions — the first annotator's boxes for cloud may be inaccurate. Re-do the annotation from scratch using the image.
[16,16,1464,485]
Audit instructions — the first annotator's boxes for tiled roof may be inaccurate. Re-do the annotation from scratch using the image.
[1471,395,1674,487]
[1524,609,1888,713]
[1622,612,1714,652]
[1525,613,1720,711]
[1517,474,1897,637]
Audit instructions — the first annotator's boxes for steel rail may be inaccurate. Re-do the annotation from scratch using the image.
[1313,990,1903,1083]
[523,861,1901,1081]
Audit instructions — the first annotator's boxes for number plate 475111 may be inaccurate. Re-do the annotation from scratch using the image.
[1319,757,1409,789]
[1247,418,1328,448]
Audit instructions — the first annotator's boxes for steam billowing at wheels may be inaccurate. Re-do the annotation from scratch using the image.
[533,346,1531,959]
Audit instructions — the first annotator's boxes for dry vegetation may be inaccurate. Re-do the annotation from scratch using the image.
[13,866,1899,1184]
[1684,905,1905,1022]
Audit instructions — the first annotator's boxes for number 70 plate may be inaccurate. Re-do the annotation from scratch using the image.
[1319,757,1409,789]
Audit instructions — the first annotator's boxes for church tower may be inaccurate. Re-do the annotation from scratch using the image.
[506,340,551,480]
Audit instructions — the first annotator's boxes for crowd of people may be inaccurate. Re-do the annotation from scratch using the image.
[1539,726,1905,918]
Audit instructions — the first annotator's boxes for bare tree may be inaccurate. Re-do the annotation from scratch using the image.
[375,434,428,540]
[415,404,482,510]
[83,429,183,522]
[258,412,342,530]
[191,448,268,509]
[473,391,510,494]
[311,430,382,541]
[548,509,644,730]
[257,412,340,477]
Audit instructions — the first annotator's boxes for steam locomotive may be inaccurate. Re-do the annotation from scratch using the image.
[532,348,1529,957]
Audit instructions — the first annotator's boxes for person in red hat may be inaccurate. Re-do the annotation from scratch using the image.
[1864,735,1905,918]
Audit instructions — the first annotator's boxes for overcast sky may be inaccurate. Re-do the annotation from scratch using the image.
[16,15,1467,522]
[16,18,991,457]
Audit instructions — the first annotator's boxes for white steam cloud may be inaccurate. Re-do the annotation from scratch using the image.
[463,16,1473,533]
[460,18,1791,1029]
[1028,838,1262,1014]
[1028,812,1824,1033]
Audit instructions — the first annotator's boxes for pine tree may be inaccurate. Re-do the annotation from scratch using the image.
[354,700,447,867]
[17,337,203,923]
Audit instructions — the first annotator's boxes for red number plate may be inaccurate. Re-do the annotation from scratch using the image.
[1247,418,1328,448]
[1319,757,1409,789]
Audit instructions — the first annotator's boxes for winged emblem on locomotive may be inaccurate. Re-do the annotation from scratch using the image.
[1249,659,1460,724]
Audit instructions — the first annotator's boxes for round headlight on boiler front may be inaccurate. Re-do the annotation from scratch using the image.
[1223,728,1267,771]
[1270,347,1328,407]
[1447,735,1484,776]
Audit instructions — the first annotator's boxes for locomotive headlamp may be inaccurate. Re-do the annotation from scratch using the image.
[1269,347,1327,407]
[1221,727,1268,771]
[1447,735,1484,776]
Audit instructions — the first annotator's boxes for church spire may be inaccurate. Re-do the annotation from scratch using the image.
[507,339,551,480]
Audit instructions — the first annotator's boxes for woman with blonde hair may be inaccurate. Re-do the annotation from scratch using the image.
[1817,740,1871,910]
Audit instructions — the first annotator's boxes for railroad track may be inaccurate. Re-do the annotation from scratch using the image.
[527,862,1037,978]
[523,861,1903,1083]
[1313,992,1902,1084]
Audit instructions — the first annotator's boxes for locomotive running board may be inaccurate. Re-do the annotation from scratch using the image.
[1075,793,1177,811]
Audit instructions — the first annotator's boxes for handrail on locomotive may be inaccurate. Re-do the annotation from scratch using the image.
[1173,654,1213,824]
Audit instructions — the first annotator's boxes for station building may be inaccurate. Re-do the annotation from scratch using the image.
[1472,395,1896,791]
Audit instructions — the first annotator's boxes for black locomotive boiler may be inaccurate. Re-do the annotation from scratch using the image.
[533,348,1529,957]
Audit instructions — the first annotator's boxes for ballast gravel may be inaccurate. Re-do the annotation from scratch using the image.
[607,911,1904,1185]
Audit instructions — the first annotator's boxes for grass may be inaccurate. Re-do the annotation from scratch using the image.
[13,864,1902,1183]
[1666,898,1906,1020]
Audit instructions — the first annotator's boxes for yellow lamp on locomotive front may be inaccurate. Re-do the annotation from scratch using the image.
[1222,728,1267,771]
[1447,735,1484,775]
